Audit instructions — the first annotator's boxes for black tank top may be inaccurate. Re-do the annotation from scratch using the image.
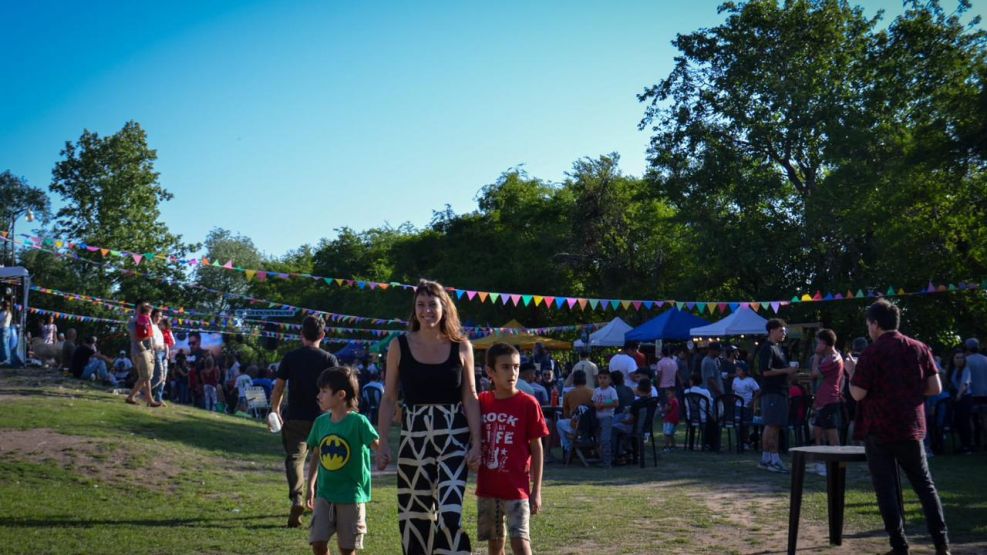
[398,334,463,405]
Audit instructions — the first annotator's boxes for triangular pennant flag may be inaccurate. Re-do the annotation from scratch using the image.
[632,301,642,311]
[100,248,109,257]
[201,257,210,266]
[846,290,855,299]
[454,290,465,299]
[621,300,632,310]
[522,295,533,306]
[610,300,621,310]
[532,295,543,307]
[749,302,761,312]
[729,302,740,312]
[246,270,257,281]
[501,294,511,306]
[589,299,600,310]
[791,296,801,303]
[131,253,143,265]
[554,297,565,309]
[675,302,685,310]
[478,292,489,303]
[833,293,843,300]
[566,298,578,309]
[856,289,865,298]
[489,292,500,303]
[256,271,267,282]
[510,294,522,306]
[223,260,234,269]
[696,302,707,313]
[686,302,696,311]
[771,302,781,313]
[577,298,588,310]
[543,296,555,308]
[212,259,222,267]
[466,291,477,301]
[801,294,813,302]
[378,283,390,290]
[823,293,833,301]
[948,284,957,291]
[886,286,896,296]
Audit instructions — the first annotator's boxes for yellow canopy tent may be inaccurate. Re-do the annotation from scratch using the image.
[470,320,572,351]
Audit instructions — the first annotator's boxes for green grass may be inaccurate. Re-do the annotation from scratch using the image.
[1,372,985,554]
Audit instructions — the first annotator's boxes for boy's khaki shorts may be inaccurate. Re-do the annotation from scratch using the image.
[477,496,530,541]
[309,498,366,549]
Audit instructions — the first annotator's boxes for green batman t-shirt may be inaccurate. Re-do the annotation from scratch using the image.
[306,411,379,504]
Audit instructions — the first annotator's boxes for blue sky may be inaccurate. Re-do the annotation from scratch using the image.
[0,0,957,257]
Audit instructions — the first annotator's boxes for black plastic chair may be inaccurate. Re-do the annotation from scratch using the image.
[717,393,745,453]
[628,397,660,467]
[565,404,600,467]
[684,393,714,451]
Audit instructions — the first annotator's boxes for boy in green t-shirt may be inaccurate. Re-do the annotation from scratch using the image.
[305,366,380,555]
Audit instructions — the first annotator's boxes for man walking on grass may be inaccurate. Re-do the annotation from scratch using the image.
[268,315,338,528]
[849,300,950,555]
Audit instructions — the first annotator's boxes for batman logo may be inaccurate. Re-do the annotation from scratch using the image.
[319,434,351,471]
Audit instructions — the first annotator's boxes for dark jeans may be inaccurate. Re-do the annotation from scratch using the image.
[281,419,313,506]
[864,436,949,551]
[953,395,973,450]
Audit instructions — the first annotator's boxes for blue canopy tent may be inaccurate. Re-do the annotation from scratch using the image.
[625,308,712,341]
[333,341,368,363]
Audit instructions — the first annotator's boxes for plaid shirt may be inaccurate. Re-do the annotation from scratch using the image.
[851,331,938,442]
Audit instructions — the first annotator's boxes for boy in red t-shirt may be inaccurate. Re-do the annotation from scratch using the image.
[663,389,680,451]
[476,343,549,555]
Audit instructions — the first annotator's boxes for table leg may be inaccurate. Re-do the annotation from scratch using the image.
[826,461,847,545]
[788,451,806,555]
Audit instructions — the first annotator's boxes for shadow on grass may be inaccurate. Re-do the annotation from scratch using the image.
[0,514,282,530]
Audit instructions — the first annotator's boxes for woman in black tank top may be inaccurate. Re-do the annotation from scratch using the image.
[376,279,480,555]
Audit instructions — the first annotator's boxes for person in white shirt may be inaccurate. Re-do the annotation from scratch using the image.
[592,370,619,467]
[567,350,599,388]
[731,365,760,449]
[150,309,169,406]
[609,343,639,385]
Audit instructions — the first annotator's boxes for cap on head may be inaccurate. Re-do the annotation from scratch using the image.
[965,338,980,351]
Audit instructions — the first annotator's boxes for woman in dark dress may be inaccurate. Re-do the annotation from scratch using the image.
[377,279,481,555]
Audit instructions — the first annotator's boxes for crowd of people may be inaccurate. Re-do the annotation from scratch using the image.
[13,283,977,555]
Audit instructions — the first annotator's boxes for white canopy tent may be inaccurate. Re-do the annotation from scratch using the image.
[573,317,633,348]
[689,307,769,338]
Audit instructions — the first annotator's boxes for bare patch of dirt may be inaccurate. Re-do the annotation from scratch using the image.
[0,428,181,492]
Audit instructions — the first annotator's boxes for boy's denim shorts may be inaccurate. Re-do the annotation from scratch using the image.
[477,496,530,541]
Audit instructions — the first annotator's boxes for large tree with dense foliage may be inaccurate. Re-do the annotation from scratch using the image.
[639,0,987,341]
[49,121,195,303]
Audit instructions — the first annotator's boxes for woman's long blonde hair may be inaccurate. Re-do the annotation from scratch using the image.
[408,279,466,343]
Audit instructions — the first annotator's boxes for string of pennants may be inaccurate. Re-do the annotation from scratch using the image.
[19,305,376,345]
[2,235,405,326]
[28,285,604,338]
[7,232,986,315]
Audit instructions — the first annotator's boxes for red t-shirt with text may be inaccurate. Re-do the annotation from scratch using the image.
[476,391,549,500]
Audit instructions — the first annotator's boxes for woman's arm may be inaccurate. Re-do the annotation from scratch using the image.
[460,341,482,470]
[376,339,401,470]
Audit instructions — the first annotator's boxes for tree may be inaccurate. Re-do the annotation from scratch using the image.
[0,171,49,265]
[49,121,195,302]
[639,0,987,342]
[194,228,263,311]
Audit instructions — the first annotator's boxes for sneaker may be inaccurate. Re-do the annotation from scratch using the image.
[758,461,780,472]
[771,461,789,473]
[287,504,305,528]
